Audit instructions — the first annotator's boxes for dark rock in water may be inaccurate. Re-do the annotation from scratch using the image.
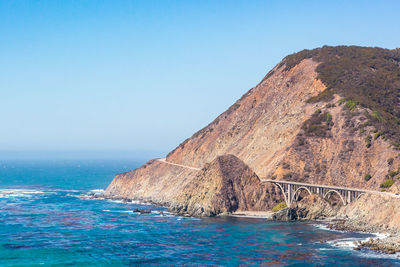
[272,208,297,221]
[3,243,31,250]
[272,195,338,221]
[132,208,151,214]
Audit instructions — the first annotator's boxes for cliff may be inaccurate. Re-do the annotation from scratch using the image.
[103,46,400,219]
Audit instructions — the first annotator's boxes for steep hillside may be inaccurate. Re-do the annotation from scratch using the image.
[103,46,400,216]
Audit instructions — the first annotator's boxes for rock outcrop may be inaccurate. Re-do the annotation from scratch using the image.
[272,194,337,221]
[169,155,276,216]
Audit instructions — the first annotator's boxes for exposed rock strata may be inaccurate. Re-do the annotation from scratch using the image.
[338,193,400,230]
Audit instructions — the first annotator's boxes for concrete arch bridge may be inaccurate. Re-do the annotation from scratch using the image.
[156,158,400,205]
[262,179,367,206]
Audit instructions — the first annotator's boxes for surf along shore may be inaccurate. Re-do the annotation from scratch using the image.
[96,188,400,256]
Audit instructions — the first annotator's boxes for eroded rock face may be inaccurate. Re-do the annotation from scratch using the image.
[169,155,278,217]
[337,193,400,230]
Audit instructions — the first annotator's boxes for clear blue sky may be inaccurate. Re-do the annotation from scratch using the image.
[1,0,399,155]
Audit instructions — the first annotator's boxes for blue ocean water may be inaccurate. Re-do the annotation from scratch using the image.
[0,158,399,266]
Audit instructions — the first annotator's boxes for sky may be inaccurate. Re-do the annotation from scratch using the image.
[1,0,399,157]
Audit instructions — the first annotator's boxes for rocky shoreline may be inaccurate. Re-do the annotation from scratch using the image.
[327,218,400,255]
[272,209,400,255]
[268,194,400,255]
[97,191,400,255]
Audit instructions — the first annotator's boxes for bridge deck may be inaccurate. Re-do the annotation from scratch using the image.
[155,158,399,199]
[261,179,368,193]
[261,179,399,198]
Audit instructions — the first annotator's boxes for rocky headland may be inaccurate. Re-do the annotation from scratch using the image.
[103,46,400,253]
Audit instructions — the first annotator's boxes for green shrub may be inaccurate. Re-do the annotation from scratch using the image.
[374,131,382,140]
[389,170,399,178]
[391,142,400,150]
[338,98,346,105]
[325,103,336,108]
[326,113,333,124]
[364,174,372,181]
[315,108,321,114]
[371,111,383,122]
[302,112,333,137]
[380,179,395,188]
[387,158,394,165]
[306,89,334,103]
[272,202,287,212]
[345,100,358,111]
[365,134,372,148]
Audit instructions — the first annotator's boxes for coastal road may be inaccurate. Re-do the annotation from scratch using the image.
[157,158,201,171]
[156,158,400,199]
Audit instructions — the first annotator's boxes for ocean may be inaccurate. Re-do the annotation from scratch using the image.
[1,158,399,266]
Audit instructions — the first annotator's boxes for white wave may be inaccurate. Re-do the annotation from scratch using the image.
[327,238,361,249]
[90,189,104,193]
[103,209,134,213]
[312,223,346,233]
[314,223,396,258]
[176,216,201,221]
[0,189,46,198]
[373,232,390,239]
[106,199,125,204]
[326,235,400,259]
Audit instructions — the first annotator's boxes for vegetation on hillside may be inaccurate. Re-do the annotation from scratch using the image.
[272,202,287,212]
[364,174,372,181]
[380,179,395,188]
[301,110,333,137]
[282,46,400,146]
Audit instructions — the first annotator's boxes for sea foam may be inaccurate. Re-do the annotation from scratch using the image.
[0,189,46,198]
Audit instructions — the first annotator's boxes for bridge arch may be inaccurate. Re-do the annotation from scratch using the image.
[323,190,346,205]
[272,182,290,206]
[292,186,312,202]
[356,192,365,201]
